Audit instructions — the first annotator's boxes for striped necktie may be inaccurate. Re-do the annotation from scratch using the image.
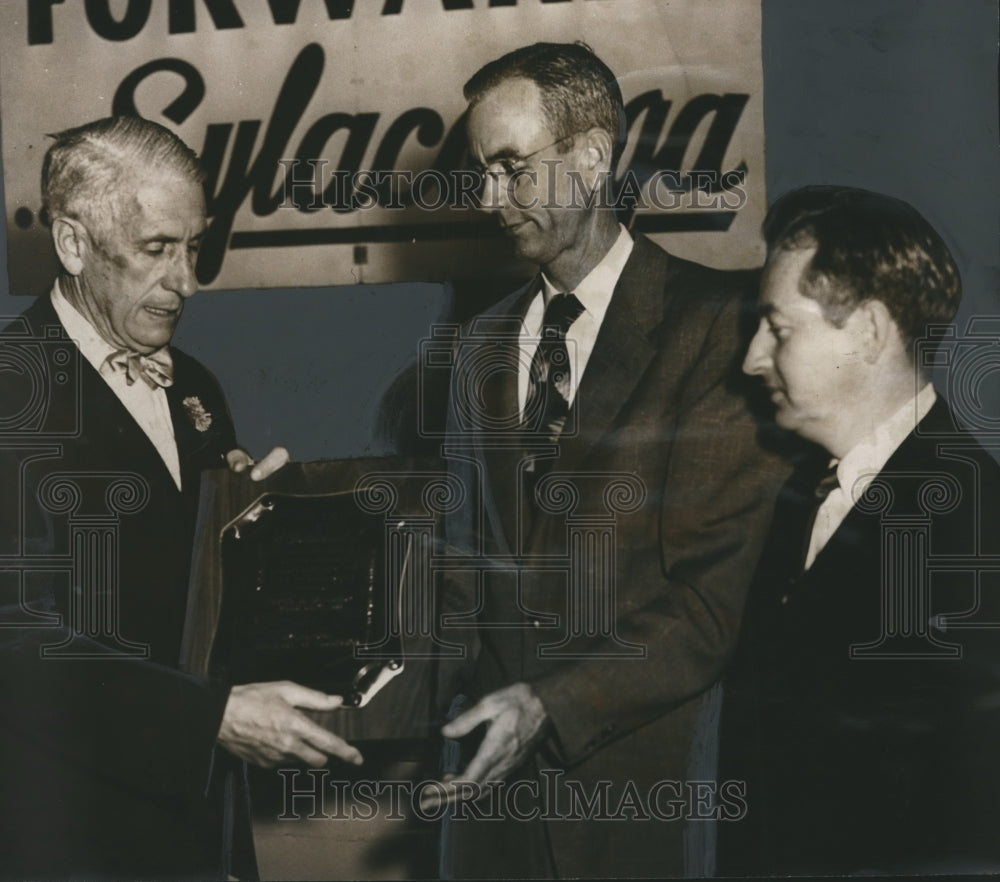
[522,293,585,502]
[523,292,585,441]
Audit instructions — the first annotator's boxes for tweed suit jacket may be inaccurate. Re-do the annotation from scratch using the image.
[437,236,788,878]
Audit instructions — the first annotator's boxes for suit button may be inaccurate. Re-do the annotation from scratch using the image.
[530,619,540,627]
[780,594,789,605]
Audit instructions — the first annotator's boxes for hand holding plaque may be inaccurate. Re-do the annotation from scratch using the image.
[218,681,363,767]
[184,458,415,708]
[214,447,368,768]
[211,487,407,707]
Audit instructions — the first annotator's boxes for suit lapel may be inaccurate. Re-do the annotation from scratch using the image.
[27,295,183,495]
[86,358,184,493]
[166,370,224,494]
[808,398,955,572]
[478,282,539,554]
[555,235,668,477]
[478,237,676,550]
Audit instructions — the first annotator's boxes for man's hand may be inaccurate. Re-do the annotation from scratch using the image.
[218,681,363,768]
[226,446,290,481]
[422,683,549,810]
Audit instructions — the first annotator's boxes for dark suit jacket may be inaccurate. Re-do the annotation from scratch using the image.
[718,399,1000,876]
[0,294,250,879]
[437,236,788,878]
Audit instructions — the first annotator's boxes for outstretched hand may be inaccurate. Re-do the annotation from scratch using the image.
[218,680,363,768]
[421,682,549,810]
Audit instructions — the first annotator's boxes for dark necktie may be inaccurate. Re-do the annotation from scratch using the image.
[751,458,841,611]
[522,293,585,505]
[522,292,585,442]
[799,461,840,572]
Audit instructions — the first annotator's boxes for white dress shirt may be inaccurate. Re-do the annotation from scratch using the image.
[51,283,182,490]
[517,225,634,415]
[805,382,937,569]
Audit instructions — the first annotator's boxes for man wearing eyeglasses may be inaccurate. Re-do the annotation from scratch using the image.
[432,43,786,879]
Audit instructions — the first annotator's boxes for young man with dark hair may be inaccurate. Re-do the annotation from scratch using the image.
[719,186,1000,876]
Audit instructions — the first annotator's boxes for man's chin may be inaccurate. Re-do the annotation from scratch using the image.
[773,409,831,450]
[127,327,178,352]
[500,223,538,254]
[509,238,545,264]
[772,406,800,432]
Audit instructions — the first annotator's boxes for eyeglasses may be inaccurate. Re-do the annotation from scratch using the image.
[473,133,578,190]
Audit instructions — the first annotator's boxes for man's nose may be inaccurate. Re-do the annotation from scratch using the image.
[742,320,772,376]
[164,247,198,298]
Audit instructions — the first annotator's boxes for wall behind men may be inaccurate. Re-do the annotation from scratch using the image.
[762,0,1000,444]
[1,0,997,460]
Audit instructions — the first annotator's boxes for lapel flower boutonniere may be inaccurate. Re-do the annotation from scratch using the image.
[182,396,213,432]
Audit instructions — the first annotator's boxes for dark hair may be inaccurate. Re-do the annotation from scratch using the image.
[463,42,626,167]
[769,187,962,348]
[41,115,203,241]
[762,185,873,249]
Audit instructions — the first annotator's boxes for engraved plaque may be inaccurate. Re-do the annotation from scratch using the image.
[210,489,407,706]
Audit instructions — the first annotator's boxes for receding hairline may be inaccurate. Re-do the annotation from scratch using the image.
[769,235,860,316]
[41,117,204,228]
[57,155,197,201]
[765,238,826,301]
[466,73,540,108]
[462,42,626,164]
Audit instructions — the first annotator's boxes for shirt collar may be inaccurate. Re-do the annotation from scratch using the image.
[539,224,634,322]
[835,382,938,501]
[50,280,119,375]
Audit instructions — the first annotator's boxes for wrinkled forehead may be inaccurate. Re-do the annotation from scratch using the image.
[100,166,206,242]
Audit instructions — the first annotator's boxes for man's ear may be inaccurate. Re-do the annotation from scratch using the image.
[856,298,898,364]
[51,217,88,276]
[580,127,614,174]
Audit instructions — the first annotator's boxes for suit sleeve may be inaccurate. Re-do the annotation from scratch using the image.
[431,336,484,722]
[0,348,236,804]
[0,635,230,802]
[531,287,789,766]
